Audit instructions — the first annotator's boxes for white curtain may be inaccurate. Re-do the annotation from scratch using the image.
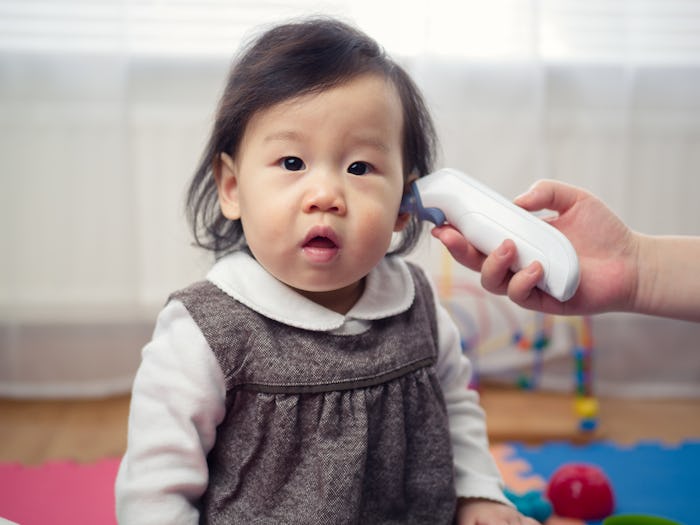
[1,0,699,397]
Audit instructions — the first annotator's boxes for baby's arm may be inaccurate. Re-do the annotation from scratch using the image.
[433,299,508,502]
[433,287,538,524]
[115,301,226,524]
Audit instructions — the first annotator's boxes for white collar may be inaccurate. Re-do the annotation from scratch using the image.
[206,251,415,333]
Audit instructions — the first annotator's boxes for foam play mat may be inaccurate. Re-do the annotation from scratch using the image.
[496,441,699,525]
[1,440,698,524]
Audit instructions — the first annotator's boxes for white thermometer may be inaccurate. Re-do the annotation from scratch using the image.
[401,168,580,302]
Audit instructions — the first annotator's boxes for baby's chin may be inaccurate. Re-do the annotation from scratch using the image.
[264,261,365,293]
[287,276,366,296]
[285,275,367,312]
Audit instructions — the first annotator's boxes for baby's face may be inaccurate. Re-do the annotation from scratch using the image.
[216,73,408,313]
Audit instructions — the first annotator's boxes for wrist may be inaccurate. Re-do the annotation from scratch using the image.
[629,234,700,321]
[630,232,659,316]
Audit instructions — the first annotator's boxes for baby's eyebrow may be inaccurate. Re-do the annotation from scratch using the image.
[263,130,391,153]
[349,134,391,153]
[263,130,304,143]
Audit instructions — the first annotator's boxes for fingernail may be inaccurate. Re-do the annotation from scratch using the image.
[513,190,535,201]
[515,187,536,203]
[497,243,510,257]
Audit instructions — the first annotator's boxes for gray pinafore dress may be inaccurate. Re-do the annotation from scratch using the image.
[171,263,457,524]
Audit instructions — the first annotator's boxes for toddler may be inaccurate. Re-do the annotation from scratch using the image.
[116,17,536,525]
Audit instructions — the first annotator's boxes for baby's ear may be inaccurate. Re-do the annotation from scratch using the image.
[215,153,241,220]
[393,211,412,232]
[394,171,419,231]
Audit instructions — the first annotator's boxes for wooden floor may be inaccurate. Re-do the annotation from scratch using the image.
[480,386,700,445]
[0,395,131,465]
[1,386,699,465]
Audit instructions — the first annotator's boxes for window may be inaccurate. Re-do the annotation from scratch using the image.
[2,0,699,63]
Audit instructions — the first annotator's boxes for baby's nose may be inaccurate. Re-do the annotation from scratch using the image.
[302,173,347,215]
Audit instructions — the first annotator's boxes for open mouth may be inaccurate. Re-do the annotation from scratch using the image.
[302,227,340,263]
[304,236,337,249]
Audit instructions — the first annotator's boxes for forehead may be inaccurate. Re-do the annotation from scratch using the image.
[244,73,404,146]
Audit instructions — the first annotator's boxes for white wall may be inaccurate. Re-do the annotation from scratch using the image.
[1,18,699,397]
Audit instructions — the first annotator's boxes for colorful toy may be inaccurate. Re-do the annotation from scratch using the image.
[503,488,552,523]
[603,514,682,525]
[546,463,615,520]
[433,244,599,432]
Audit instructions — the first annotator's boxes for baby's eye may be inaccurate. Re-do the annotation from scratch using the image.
[347,161,372,176]
[281,157,306,171]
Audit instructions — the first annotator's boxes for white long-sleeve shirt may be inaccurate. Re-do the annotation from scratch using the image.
[115,252,508,523]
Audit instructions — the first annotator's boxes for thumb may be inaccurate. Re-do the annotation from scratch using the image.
[514,179,580,214]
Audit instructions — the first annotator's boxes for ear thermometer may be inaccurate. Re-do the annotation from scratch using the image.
[400,168,580,302]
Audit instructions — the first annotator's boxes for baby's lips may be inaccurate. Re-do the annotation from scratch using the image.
[304,236,337,249]
[302,225,341,249]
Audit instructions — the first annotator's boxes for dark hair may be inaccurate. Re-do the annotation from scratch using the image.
[186,17,437,256]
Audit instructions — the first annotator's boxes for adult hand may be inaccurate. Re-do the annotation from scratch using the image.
[431,179,639,316]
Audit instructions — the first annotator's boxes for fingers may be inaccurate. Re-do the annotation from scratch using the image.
[481,247,547,306]
[454,498,542,525]
[508,264,575,316]
[431,225,486,272]
[506,261,544,304]
[433,227,565,314]
[481,245,560,314]
[480,240,518,294]
[514,179,583,214]
[431,226,544,301]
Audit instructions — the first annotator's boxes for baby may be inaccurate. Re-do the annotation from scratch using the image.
[116,17,536,525]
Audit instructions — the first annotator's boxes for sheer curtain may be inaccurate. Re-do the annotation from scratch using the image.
[1,0,699,397]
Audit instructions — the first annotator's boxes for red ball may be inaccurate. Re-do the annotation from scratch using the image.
[546,463,615,520]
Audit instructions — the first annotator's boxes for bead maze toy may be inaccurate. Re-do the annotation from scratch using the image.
[432,245,599,435]
[401,166,596,433]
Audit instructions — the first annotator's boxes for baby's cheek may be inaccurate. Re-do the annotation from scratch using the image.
[357,208,399,249]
